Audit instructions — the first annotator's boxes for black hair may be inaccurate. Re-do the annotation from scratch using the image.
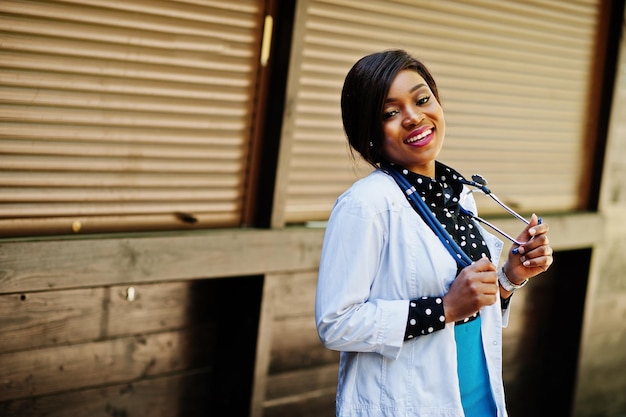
[340,49,440,168]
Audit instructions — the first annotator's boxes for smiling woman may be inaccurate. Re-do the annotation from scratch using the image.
[380,70,445,177]
[315,49,554,417]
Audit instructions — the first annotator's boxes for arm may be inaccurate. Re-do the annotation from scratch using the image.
[315,197,408,360]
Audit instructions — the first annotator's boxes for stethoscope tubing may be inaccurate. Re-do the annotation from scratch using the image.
[384,164,535,258]
[458,207,525,246]
[470,188,530,225]
[383,163,473,268]
[458,176,532,245]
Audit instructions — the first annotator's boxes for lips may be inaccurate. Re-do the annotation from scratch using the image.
[404,127,434,145]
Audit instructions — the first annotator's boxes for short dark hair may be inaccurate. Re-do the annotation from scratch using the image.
[340,49,440,168]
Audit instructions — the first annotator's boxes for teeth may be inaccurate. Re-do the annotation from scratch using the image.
[406,128,432,143]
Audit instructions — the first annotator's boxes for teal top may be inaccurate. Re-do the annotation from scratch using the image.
[455,316,497,417]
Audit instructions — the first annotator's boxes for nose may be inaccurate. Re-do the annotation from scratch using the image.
[403,107,424,126]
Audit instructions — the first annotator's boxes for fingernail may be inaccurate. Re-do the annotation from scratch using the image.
[512,248,520,255]
[538,217,543,224]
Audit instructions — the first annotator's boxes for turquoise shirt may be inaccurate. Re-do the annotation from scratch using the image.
[455,316,497,416]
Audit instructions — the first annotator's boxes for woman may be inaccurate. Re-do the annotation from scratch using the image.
[315,49,553,417]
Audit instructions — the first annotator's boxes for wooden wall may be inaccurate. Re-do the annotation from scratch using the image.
[572,6,626,414]
[258,272,339,417]
[0,214,611,417]
[0,228,321,417]
[0,275,263,416]
[2,1,625,416]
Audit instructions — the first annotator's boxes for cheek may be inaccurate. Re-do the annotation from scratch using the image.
[382,120,399,140]
[381,123,398,149]
[435,106,445,125]
[436,111,445,126]
[381,121,391,137]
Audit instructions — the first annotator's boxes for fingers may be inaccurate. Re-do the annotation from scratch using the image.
[520,240,553,269]
[518,229,552,260]
[470,256,497,272]
[461,260,498,294]
[507,217,554,279]
[445,264,498,322]
[516,214,549,254]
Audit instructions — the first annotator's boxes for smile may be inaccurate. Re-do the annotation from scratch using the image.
[404,128,433,144]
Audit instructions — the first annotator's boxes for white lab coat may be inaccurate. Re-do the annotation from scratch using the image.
[315,168,510,416]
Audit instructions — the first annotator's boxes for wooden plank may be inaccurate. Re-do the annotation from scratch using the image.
[577,329,626,370]
[269,316,339,374]
[0,370,248,417]
[272,271,317,319]
[574,361,626,417]
[265,363,338,401]
[107,281,192,337]
[250,274,279,417]
[107,274,262,336]
[586,291,626,336]
[0,327,215,401]
[263,389,336,417]
[0,227,325,294]
[270,0,310,229]
[0,287,104,354]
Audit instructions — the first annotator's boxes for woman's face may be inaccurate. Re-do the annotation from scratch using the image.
[381,69,445,177]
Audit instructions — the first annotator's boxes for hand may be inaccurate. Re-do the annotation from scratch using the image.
[505,214,554,285]
[443,257,498,323]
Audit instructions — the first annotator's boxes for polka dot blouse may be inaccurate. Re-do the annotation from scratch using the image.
[395,162,508,340]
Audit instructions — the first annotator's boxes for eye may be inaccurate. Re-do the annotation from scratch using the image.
[416,95,430,105]
[383,109,398,120]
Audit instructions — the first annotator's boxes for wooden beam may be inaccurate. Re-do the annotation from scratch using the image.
[0,213,604,295]
[0,227,325,294]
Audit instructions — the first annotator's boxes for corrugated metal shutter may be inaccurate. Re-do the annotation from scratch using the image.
[0,0,263,237]
[280,0,599,224]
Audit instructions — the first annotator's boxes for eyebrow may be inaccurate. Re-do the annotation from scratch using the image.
[385,83,427,103]
[410,83,427,93]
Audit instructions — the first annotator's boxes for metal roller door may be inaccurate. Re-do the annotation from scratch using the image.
[0,0,264,236]
[279,0,599,224]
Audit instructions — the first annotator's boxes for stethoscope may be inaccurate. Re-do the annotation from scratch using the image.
[383,163,538,268]
[457,174,535,246]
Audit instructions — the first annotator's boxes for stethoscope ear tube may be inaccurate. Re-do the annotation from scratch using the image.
[458,176,529,225]
[382,163,473,268]
[458,206,526,246]
[384,164,532,255]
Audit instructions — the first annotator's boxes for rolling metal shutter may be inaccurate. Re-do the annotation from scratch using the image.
[279,0,599,224]
[0,0,263,237]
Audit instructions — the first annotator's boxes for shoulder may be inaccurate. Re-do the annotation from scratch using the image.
[333,169,408,215]
[340,169,403,202]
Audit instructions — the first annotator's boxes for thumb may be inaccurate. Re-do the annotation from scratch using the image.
[516,213,540,242]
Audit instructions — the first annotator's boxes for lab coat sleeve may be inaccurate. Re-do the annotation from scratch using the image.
[315,194,408,360]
